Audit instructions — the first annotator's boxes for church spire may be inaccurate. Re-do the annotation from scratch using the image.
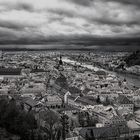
[59,55,63,65]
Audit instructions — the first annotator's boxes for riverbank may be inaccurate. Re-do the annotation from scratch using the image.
[63,57,140,88]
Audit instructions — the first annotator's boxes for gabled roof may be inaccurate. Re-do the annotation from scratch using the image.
[68,95,97,106]
[30,69,46,73]
[0,68,21,75]
[76,97,97,106]
[80,127,119,139]
[117,95,133,105]
[53,83,68,95]
[68,86,81,94]
[96,70,106,76]
[80,125,129,139]
[22,97,38,107]
[110,115,125,122]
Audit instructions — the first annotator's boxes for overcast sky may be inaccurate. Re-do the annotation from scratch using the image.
[0,0,140,43]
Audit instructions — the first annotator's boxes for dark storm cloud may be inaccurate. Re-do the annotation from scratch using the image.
[67,0,140,7]
[92,18,140,26]
[67,0,94,6]
[15,3,34,12]
[0,0,140,46]
[0,2,34,12]
[48,8,75,18]
[105,0,140,7]
[0,20,36,31]
[0,21,25,30]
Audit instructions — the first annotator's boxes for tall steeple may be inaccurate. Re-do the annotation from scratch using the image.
[59,55,63,65]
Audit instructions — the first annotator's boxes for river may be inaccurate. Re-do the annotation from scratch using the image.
[115,72,140,88]
[63,57,140,88]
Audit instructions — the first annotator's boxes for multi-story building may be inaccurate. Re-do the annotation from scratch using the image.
[45,95,62,108]
[116,95,134,115]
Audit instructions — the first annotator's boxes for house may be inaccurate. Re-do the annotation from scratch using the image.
[132,95,140,108]
[67,95,97,109]
[116,95,134,115]
[96,70,107,79]
[20,83,46,95]
[58,104,80,115]
[93,110,126,126]
[21,97,38,112]
[45,95,62,108]
[100,91,118,98]
[30,68,46,73]
[66,136,84,140]
[86,105,126,127]
[0,68,21,75]
[79,125,130,140]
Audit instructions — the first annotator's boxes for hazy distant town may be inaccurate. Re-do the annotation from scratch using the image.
[0,50,139,140]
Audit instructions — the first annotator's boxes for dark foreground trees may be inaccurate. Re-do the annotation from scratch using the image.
[42,110,61,140]
[0,98,71,140]
[42,110,70,140]
[85,129,95,140]
[0,98,37,140]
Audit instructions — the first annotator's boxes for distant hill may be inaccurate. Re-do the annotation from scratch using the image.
[0,36,140,52]
[124,50,140,66]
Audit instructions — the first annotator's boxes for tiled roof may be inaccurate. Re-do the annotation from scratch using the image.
[96,70,106,75]
[30,69,46,73]
[0,68,21,75]
[76,97,97,106]
[117,95,133,104]
[53,83,68,96]
[110,115,124,122]
[22,97,38,107]
[80,125,129,139]
[80,127,119,139]
[68,95,97,106]
[58,104,80,112]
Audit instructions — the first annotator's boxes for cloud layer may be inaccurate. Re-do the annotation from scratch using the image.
[0,0,140,43]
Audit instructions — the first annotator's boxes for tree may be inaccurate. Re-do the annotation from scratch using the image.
[60,113,69,140]
[2,99,19,131]
[86,113,98,127]
[85,129,95,140]
[85,132,90,140]
[78,112,85,127]
[89,129,95,140]
[133,135,140,140]
[56,129,61,140]
[42,110,61,140]
[70,119,75,131]
[0,98,38,140]
[25,112,37,130]
[0,99,8,126]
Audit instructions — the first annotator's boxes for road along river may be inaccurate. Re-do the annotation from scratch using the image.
[63,57,140,88]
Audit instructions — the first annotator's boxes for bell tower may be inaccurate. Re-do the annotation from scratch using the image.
[58,55,64,71]
[59,55,63,65]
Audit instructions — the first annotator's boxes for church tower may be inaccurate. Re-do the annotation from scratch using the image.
[59,55,63,65]
[58,55,64,71]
